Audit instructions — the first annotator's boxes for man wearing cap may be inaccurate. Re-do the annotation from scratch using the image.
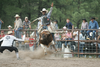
[0,31,24,59]
[40,2,53,29]
[53,20,59,30]
[81,19,88,36]
[14,14,23,39]
[87,17,99,39]
[23,17,31,29]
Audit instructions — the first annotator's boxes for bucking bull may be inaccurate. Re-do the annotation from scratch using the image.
[38,23,57,55]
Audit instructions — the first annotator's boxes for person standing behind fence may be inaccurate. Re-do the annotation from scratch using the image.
[14,14,23,39]
[65,30,73,50]
[79,32,85,57]
[29,34,34,51]
[81,19,88,36]
[0,31,5,39]
[8,25,14,35]
[53,20,59,29]
[87,17,99,40]
[54,31,61,51]
[0,19,4,29]
[65,19,74,29]
[23,17,31,29]
[73,27,78,52]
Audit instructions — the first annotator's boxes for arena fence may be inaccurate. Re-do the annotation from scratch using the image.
[0,29,100,58]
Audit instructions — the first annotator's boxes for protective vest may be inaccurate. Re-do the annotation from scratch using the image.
[42,14,50,26]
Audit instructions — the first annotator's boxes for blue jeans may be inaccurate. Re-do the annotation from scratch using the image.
[55,41,62,48]
[81,28,87,36]
[65,38,72,46]
[43,26,48,29]
[51,33,55,41]
[80,44,84,57]
[15,30,22,39]
[87,30,96,39]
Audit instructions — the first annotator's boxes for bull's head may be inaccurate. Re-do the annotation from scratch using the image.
[40,31,51,40]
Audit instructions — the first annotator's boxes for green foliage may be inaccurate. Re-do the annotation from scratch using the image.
[0,0,100,29]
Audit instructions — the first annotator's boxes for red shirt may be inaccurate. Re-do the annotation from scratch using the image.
[29,38,34,47]
[0,34,5,38]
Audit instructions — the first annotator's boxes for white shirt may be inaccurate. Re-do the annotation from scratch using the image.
[73,31,78,42]
[14,18,23,30]
[54,34,60,40]
[38,21,42,29]
[79,33,85,44]
[0,35,24,47]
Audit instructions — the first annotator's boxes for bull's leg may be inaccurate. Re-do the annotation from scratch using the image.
[40,44,47,55]
[51,40,57,52]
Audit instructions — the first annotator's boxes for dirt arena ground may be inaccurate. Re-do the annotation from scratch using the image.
[0,48,100,67]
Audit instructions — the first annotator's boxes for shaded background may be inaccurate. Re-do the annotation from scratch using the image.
[0,0,100,29]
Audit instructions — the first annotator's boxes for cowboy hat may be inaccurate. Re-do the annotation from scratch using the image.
[8,25,12,28]
[8,31,13,34]
[82,18,87,22]
[54,20,58,23]
[91,17,95,20]
[40,8,48,13]
[15,14,20,17]
[25,17,28,19]
[63,26,67,30]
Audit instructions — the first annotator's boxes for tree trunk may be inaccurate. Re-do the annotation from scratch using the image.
[18,0,22,17]
[38,0,42,17]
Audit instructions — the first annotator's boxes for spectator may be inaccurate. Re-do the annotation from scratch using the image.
[65,30,72,47]
[65,19,74,29]
[63,26,67,33]
[8,25,12,30]
[54,31,61,51]
[81,19,88,29]
[73,27,78,42]
[87,17,99,39]
[81,19,88,36]
[62,31,66,40]
[0,19,4,29]
[8,25,14,35]
[0,31,5,39]
[53,20,59,29]
[14,14,23,39]
[24,34,29,49]
[61,30,66,47]
[97,27,100,58]
[37,18,42,29]
[73,27,78,51]
[23,17,31,29]
[79,32,85,57]
[29,35,35,51]
[0,31,5,46]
